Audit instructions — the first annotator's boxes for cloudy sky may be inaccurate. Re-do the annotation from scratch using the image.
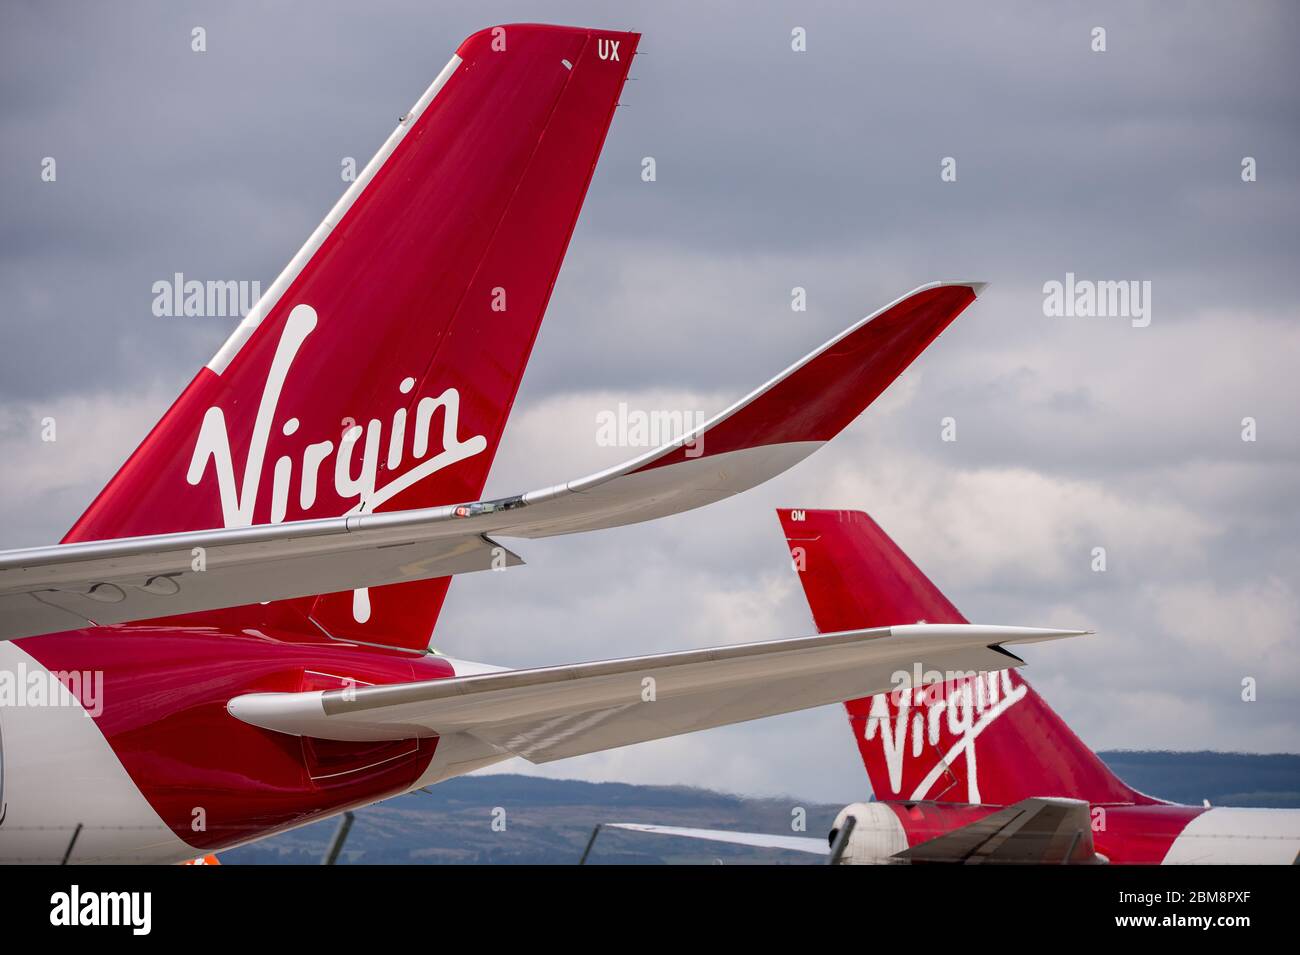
[1,1,1297,804]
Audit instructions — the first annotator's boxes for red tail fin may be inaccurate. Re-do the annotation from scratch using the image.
[777,508,1145,806]
[63,25,637,650]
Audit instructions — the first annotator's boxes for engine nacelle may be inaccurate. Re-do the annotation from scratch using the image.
[829,802,910,864]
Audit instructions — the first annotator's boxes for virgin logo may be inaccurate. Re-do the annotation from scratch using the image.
[186,303,487,621]
[862,669,1027,804]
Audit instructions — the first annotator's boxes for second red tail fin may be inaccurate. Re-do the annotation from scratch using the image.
[778,508,1146,807]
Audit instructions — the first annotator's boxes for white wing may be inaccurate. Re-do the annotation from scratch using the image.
[226,624,1085,759]
[0,282,984,641]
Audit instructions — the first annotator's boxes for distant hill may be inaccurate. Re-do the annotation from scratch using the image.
[221,751,1300,864]
[1096,751,1300,808]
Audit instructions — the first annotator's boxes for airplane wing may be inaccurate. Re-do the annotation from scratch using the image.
[0,281,982,641]
[894,797,1102,865]
[602,823,829,856]
[600,797,1103,865]
[225,624,1084,757]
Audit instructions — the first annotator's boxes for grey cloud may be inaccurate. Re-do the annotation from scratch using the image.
[1,1,1296,801]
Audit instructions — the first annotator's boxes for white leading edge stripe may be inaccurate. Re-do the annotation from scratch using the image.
[206,54,463,375]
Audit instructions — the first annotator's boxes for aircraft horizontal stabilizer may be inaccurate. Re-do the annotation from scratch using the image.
[226,624,1086,759]
[0,282,981,641]
[602,797,1103,864]
[894,797,1102,865]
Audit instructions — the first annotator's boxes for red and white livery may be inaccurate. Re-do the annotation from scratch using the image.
[0,25,1032,863]
[607,509,1300,864]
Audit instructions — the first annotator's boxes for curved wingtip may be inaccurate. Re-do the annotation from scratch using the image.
[996,626,1093,644]
[625,282,982,474]
[890,624,1091,645]
[360,284,983,544]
